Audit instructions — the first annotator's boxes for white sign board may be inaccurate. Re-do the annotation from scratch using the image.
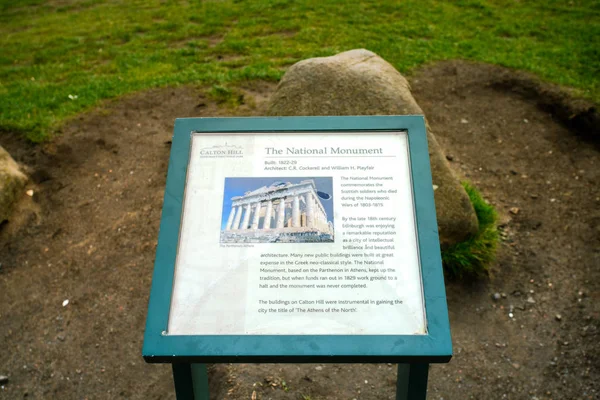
[167,132,426,335]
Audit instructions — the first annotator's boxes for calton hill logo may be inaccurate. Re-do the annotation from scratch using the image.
[199,143,244,158]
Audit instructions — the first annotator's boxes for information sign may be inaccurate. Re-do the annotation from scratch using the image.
[143,116,451,364]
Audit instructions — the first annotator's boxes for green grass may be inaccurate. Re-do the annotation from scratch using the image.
[442,183,499,278]
[1,0,599,141]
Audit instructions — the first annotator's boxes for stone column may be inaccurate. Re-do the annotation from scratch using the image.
[305,192,314,228]
[316,210,322,230]
[240,203,251,230]
[232,205,243,230]
[225,206,236,231]
[276,198,286,228]
[318,206,325,230]
[292,195,300,227]
[251,202,261,230]
[263,200,273,229]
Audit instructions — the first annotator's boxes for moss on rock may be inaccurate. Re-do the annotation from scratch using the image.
[442,182,499,278]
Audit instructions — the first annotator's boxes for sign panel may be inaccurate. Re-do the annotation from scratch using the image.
[168,131,425,336]
[143,116,452,363]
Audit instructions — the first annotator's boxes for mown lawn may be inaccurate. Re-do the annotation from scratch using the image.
[2,0,599,141]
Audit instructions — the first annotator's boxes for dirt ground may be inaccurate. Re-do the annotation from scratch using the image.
[1,61,598,400]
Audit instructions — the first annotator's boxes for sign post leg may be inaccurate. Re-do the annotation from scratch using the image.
[396,363,429,400]
[172,363,210,400]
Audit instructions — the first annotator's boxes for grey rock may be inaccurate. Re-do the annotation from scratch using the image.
[267,49,479,247]
[492,293,501,301]
[0,146,28,223]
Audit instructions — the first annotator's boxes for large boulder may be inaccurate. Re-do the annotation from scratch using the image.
[0,146,28,223]
[267,49,479,247]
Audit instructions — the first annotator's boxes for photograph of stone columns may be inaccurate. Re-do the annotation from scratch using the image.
[220,177,334,243]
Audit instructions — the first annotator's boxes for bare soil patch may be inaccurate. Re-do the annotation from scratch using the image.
[1,63,598,400]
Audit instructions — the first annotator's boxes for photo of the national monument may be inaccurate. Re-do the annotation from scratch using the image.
[220,177,334,243]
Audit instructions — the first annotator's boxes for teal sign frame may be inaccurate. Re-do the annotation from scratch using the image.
[143,116,452,399]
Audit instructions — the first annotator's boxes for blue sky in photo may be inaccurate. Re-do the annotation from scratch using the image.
[220,177,334,229]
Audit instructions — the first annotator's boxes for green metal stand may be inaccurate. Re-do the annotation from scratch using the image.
[172,363,209,400]
[396,363,429,400]
[171,363,429,400]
